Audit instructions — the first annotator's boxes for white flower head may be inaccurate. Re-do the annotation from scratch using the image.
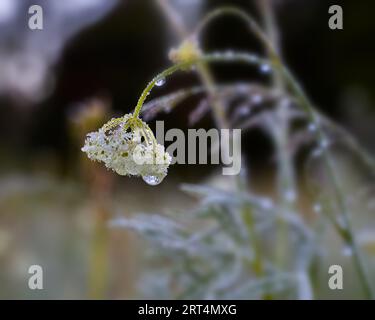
[81,114,172,185]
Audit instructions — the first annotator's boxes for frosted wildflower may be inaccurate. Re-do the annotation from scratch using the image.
[168,38,202,65]
[81,114,172,185]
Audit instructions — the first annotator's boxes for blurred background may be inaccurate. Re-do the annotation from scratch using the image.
[0,0,374,299]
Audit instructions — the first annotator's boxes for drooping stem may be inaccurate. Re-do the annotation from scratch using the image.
[133,52,267,118]
[133,62,189,118]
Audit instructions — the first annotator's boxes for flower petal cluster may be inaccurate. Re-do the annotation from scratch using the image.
[82,114,172,185]
[168,38,202,65]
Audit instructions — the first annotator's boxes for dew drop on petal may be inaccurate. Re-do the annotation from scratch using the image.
[142,175,162,186]
[155,77,166,87]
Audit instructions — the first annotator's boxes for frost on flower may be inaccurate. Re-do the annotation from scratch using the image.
[81,114,172,185]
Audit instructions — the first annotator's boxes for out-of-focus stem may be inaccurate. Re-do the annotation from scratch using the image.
[194,6,274,56]
[155,0,228,129]
[193,4,373,299]
[257,0,312,299]
[156,0,187,39]
[257,0,293,270]
[88,205,109,299]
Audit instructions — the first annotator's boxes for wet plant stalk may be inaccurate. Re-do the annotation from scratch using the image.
[281,67,374,299]
[257,0,313,299]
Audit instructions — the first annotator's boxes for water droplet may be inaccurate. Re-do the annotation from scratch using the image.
[251,94,263,105]
[155,77,166,87]
[142,175,162,186]
[320,138,329,149]
[336,215,348,230]
[284,189,297,203]
[312,147,323,158]
[313,203,322,214]
[259,198,274,210]
[342,245,353,257]
[108,216,127,228]
[247,54,258,62]
[308,123,317,132]
[163,105,172,113]
[260,63,271,74]
[224,50,234,59]
[238,105,250,115]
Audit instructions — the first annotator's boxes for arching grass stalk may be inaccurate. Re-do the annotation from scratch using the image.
[132,50,374,298]
[194,6,274,57]
[133,52,268,117]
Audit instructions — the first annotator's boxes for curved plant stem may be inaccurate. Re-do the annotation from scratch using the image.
[133,63,188,118]
[194,6,275,56]
[257,0,313,299]
[133,52,267,117]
